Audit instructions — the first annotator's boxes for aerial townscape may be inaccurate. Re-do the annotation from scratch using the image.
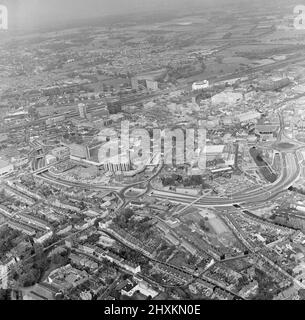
[3,0,305,303]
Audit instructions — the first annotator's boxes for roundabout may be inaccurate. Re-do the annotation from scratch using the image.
[32,112,305,209]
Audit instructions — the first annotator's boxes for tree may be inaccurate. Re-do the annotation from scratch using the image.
[0,289,10,300]
[199,220,210,232]
[298,289,305,300]
[187,255,197,265]
[51,252,68,266]
[160,243,169,251]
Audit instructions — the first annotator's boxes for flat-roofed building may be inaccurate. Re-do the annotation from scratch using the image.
[23,283,56,300]
[236,111,261,123]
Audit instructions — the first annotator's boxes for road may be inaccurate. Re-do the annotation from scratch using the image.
[30,75,305,210]
[4,49,305,135]
[101,228,243,299]
[148,110,304,207]
[35,143,303,209]
[149,151,301,207]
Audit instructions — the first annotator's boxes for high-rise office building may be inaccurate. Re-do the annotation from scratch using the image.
[78,103,87,118]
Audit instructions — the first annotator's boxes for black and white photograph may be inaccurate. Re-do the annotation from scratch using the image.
[1,0,305,308]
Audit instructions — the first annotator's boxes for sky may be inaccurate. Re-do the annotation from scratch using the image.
[2,0,296,31]
[3,0,220,30]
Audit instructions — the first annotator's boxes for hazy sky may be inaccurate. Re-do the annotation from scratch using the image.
[2,0,296,31]
[3,0,223,30]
